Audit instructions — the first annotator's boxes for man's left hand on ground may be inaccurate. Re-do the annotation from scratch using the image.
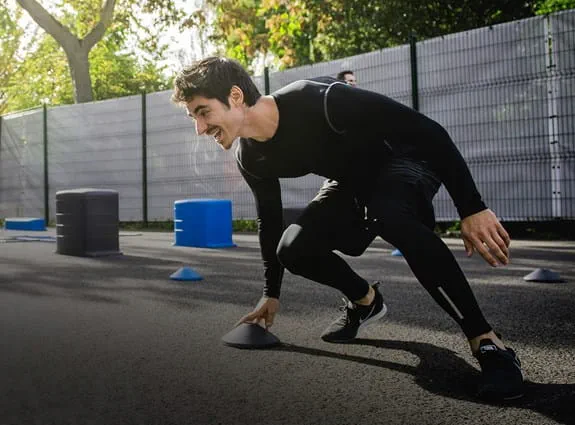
[460,209,510,267]
[235,296,280,329]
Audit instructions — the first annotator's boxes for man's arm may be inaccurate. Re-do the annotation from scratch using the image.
[238,164,285,298]
[325,83,510,266]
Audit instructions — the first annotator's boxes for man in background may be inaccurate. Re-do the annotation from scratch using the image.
[337,70,357,86]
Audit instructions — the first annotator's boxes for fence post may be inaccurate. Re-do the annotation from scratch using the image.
[545,15,562,219]
[264,67,270,95]
[43,103,49,224]
[141,92,148,227]
[409,33,419,112]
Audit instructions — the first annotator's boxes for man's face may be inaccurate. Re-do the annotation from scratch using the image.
[344,73,357,86]
[185,94,243,150]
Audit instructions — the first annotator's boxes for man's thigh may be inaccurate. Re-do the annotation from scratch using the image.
[295,180,375,256]
[367,158,441,230]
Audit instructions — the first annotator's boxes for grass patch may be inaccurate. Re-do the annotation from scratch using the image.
[120,221,174,231]
[233,219,258,232]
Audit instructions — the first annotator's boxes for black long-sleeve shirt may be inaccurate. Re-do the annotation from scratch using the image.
[235,78,486,298]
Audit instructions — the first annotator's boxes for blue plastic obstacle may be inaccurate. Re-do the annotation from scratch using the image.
[173,199,236,248]
[391,249,403,257]
[170,266,203,282]
[4,217,46,231]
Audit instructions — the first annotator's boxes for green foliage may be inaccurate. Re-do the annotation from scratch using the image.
[3,29,170,112]
[233,219,258,232]
[534,0,575,14]
[0,5,26,114]
[185,0,542,70]
[120,221,174,231]
[4,35,74,111]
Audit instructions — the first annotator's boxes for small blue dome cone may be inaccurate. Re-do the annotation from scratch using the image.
[391,249,403,257]
[170,266,203,281]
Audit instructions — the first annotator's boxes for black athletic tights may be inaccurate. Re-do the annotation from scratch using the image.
[276,161,493,340]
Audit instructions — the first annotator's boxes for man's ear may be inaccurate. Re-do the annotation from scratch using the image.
[229,86,244,106]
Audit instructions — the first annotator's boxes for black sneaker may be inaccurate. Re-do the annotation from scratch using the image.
[474,339,524,401]
[321,283,387,343]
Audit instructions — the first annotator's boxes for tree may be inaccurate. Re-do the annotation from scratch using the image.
[13,0,183,104]
[15,0,117,103]
[2,23,172,113]
[1,0,179,113]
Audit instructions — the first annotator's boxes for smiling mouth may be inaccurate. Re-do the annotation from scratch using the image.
[208,127,223,143]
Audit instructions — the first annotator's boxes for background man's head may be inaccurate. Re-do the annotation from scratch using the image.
[172,57,261,107]
[337,70,357,86]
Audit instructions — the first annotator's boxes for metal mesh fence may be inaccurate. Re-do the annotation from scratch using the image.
[0,108,44,218]
[47,96,143,221]
[418,16,553,220]
[1,11,574,223]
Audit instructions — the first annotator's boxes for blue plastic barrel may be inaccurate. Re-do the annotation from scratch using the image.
[174,199,236,248]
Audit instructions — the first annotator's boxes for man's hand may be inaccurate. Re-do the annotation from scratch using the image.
[235,297,280,329]
[461,209,511,267]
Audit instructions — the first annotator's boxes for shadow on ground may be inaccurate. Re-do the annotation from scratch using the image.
[275,338,575,425]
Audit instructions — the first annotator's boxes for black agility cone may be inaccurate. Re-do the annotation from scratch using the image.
[523,268,565,283]
[221,323,280,349]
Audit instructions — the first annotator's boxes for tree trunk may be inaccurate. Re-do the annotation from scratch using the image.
[65,48,93,103]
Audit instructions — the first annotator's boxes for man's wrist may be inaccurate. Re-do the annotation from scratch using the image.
[263,287,281,299]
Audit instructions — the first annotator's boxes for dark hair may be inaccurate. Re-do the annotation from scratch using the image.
[172,57,261,107]
[337,70,354,81]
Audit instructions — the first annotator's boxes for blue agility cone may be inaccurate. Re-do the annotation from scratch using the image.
[391,249,403,257]
[170,266,203,281]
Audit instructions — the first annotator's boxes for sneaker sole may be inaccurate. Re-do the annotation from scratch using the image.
[358,302,388,330]
[322,303,388,343]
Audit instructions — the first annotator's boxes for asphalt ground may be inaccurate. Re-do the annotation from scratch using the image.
[1,229,574,425]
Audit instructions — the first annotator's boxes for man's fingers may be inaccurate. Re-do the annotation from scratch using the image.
[265,312,275,329]
[484,235,508,265]
[490,229,510,261]
[470,235,498,267]
[463,237,474,257]
[234,311,259,327]
[497,222,511,247]
[471,232,510,267]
